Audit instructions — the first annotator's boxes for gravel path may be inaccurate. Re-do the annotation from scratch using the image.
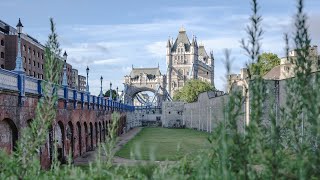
[74,127,142,166]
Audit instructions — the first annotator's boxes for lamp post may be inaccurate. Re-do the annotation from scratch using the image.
[116,86,119,102]
[62,51,68,87]
[121,90,123,103]
[99,76,103,97]
[109,82,112,100]
[86,66,89,92]
[14,18,24,73]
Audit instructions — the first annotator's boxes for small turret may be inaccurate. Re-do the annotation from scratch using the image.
[166,38,171,47]
[166,38,171,55]
[190,35,198,55]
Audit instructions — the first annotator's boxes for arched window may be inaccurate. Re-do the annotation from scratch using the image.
[0,52,4,58]
[0,39,4,46]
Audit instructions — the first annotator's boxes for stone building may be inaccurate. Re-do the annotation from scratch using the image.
[0,19,73,87]
[264,45,319,80]
[166,27,214,97]
[72,69,79,89]
[78,75,86,91]
[124,66,167,106]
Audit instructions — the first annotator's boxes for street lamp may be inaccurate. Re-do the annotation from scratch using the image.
[116,86,119,102]
[86,66,89,92]
[62,51,68,86]
[14,18,24,73]
[99,76,103,97]
[121,90,123,103]
[109,82,112,100]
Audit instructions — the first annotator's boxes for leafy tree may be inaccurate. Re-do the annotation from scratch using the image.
[250,52,280,76]
[173,79,214,103]
[104,89,117,100]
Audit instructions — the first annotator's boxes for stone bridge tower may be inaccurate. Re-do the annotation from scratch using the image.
[166,27,215,97]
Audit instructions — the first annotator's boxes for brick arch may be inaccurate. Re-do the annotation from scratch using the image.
[0,118,18,153]
[55,121,65,164]
[76,121,82,156]
[94,122,98,146]
[66,121,74,158]
[99,122,102,143]
[102,121,105,142]
[84,122,88,152]
[89,122,93,150]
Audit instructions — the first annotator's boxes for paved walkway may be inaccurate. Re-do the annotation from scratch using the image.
[74,127,142,166]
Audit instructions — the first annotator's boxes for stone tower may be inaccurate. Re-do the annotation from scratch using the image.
[166,27,214,97]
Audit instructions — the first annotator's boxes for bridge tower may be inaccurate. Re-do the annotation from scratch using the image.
[166,27,215,98]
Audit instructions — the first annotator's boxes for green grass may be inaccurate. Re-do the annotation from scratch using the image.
[116,127,210,161]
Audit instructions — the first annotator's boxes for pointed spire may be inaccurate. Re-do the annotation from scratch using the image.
[179,26,186,33]
[191,35,196,46]
[166,38,171,47]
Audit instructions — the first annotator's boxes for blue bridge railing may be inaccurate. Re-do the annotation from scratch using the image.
[0,68,135,112]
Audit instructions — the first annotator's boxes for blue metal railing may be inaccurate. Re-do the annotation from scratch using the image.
[0,69,135,112]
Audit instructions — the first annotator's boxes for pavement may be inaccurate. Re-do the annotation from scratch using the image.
[74,127,143,166]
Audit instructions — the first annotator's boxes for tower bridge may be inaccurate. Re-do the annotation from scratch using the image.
[123,66,171,107]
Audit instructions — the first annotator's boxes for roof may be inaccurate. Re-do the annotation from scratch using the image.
[263,65,281,80]
[198,45,208,58]
[171,30,191,52]
[130,67,161,78]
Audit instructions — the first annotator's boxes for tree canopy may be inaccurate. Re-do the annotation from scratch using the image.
[104,89,117,100]
[250,52,281,76]
[173,79,215,103]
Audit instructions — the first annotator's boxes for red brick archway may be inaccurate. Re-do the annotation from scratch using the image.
[84,122,88,152]
[0,118,18,153]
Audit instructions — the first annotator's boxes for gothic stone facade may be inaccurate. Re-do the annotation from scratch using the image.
[166,27,215,97]
[124,67,166,106]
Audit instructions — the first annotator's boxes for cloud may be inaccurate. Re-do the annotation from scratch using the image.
[29,3,319,95]
[93,58,124,65]
[145,41,166,57]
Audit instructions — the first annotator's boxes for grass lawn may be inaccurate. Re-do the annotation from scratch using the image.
[116,127,210,161]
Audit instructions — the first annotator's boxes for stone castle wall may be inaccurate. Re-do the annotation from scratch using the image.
[161,78,292,133]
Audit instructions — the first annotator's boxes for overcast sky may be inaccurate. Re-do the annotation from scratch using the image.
[1,0,319,95]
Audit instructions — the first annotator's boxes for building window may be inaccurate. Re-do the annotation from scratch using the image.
[38,62,40,68]
[41,54,44,59]
[0,64,4,68]
[0,52,4,59]
[23,45,26,51]
[28,58,31,64]
[33,72,36,77]
[28,70,31,75]
[33,60,35,66]
[37,52,40,57]
[41,64,43,69]
[28,48,30,54]
[33,50,35,55]
[0,40,4,46]
[24,57,26,63]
